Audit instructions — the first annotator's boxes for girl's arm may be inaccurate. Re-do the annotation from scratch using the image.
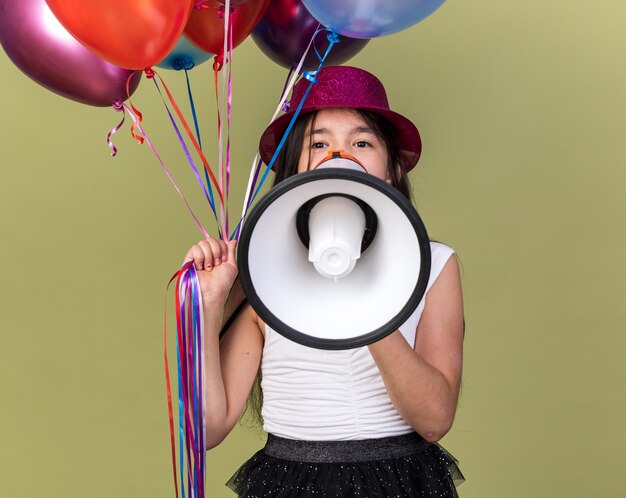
[368,255,464,443]
[185,238,264,449]
[202,299,263,448]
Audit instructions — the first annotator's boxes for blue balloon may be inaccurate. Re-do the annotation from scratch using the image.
[301,0,445,39]
[157,35,213,71]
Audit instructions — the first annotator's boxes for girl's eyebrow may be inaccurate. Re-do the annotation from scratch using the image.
[310,126,375,135]
[352,126,375,134]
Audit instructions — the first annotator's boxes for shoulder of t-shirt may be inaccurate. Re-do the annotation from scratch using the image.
[426,241,456,293]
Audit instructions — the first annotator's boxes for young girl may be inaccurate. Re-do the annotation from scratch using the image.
[184,66,465,497]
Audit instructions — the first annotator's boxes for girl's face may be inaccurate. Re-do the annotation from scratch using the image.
[297,109,390,182]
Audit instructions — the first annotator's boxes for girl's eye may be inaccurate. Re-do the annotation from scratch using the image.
[311,142,327,149]
[354,140,371,148]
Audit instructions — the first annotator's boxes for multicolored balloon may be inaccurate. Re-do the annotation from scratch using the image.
[185,0,271,56]
[157,35,213,71]
[44,0,195,70]
[0,0,140,106]
[301,0,446,39]
[252,0,368,71]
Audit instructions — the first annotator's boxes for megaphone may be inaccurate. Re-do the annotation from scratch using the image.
[237,155,431,350]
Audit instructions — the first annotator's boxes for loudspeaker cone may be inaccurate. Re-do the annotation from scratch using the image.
[237,168,431,350]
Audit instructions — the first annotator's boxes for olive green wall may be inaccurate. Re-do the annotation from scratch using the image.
[1,1,625,497]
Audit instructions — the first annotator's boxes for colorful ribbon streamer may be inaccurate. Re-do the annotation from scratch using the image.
[152,77,222,237]
[164,3,236,498]
[106,100,126,157]
[165,262,207,498]
[213,2,234,240]
[184,68,218,215]
[152,71,225,208]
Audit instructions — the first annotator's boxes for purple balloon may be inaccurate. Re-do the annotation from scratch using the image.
[251,0,369,71]
[0,0,140,107]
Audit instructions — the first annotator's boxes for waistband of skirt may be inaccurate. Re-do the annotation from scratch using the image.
[263,432,430,463]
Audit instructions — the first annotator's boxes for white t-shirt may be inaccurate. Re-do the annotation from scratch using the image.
[261,242,455,440]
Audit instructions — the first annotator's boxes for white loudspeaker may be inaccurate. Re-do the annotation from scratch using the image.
[237,158,431,350]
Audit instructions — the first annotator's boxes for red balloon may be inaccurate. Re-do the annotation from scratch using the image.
[184,0,271,56]
[44,0,195,70]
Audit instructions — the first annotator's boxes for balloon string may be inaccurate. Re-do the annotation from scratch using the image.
[249,30,339,204]
[151,78,222,236]
[166,265,205,498]
[230,63,291,240]
[212,60,224,240]
[232,156,263,241]
[313,23,331,62]
[234,43,312,239]
[176,272,192,495]
[215,0,232,240]
[107,100,126,157]
[164,268,183,498]
[281,64,296,99]
[121,102,210,239]
[184,70,202,150]
[244,66,294,213]
[165,264,208,498]
[178,270,204,497]
[125,71,145,144]
[191,271,205,496]
[224,7,234,239]
[185,70,219,230]
[188,267,206,498]
[153,72,225,206]
[198,280,207,485]
[232,28,327,239]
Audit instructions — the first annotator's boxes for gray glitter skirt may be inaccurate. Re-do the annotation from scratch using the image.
[227,432,464,497]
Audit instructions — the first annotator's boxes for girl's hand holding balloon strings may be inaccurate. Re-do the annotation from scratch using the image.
[183,237,238,311]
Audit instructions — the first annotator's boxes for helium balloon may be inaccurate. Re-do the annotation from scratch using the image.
[301,0,445,39]
[185,0,271,56]
[0,0,141,107]
[157,35,213,71]
[44,0,195,70]
[252,0,368,71]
